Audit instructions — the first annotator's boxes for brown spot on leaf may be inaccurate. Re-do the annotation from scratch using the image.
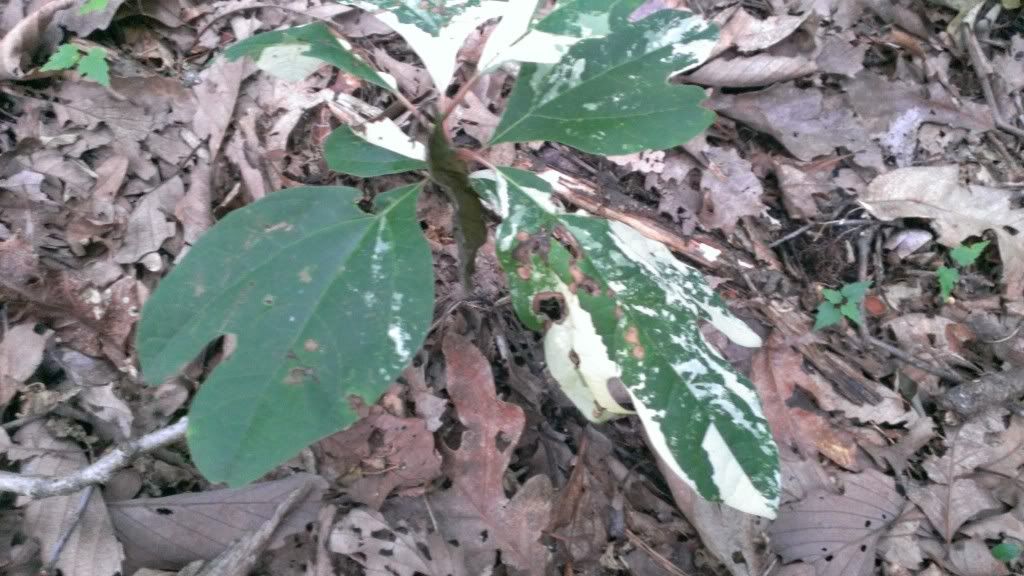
[568,349,580,367]
[298,267,313,284]
[283,367,311,386]
[632,345,645,360]
[517,266,531,280]
[515,231,530,242]
[304,339,319,352]
[262,294,275,305]
[624,326,640,345]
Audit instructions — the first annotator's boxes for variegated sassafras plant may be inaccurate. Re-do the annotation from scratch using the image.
[137,0,781,517]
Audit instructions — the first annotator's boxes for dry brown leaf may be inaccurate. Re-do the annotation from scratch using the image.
[687,53,817,87]
[734,12,809,53]
[314,410,442,509]
[815,35,867,77]
[770,469,905,576]
[330,508,466,576]
[77,383,133,441]
[175,161,213,245]
[13,420,124,576]
[372,47,431,99]
[907,478,1002,542]
[698,146,765,233]
[431,332,552,575]
[876,505,930,570]
[750,335,860,470]
[109,473,326,572]
[862,166,1024,300]
[921,410,1024,484]
[711,82,881,167]
[192,57,251,157]
[962,512,1024,543]
[0,0,74,80]
[114,176,185,264]
[607,150,665,174]
[0,323,50,408]
[774,162,827,220]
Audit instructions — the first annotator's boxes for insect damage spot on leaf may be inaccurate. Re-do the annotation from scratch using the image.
[532,291,566,322]
[298,267,313,283]
[304,339,320,352]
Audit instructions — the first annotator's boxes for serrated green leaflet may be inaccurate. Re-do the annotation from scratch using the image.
[324,124,426,177]
[137,184,433,485]
[950,240,989,267]
[491,10,718,155]
[77,47,110,86]
[350,0,488,35]
[937,266,959,300]
[473,168,779,517]
[225,23,392,88]
[42,44,81,71]
[814,302,842,330]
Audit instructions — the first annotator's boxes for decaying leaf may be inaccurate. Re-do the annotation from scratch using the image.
[13,421,124,576]
[0,323,50,409]
[109,474,326,571]
[699,146,766,233]
[330,508,466,576]
[770,469,904,576]
[861,166,1024,300]
[0,0,75,80]
[430,333,551,574]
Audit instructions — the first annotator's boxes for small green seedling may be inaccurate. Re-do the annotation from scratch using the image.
[815,281,872,330]
[41,44,110,86]
[936,240,989,301]
[992,541,1022,564]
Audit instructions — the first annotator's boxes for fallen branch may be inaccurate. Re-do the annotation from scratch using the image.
[0,418,188,499]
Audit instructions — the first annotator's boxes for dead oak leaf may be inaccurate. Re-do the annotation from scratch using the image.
[698,146,766,233]
[330,508,467,576]
[862,166,1024,300]
[434,332,552,575]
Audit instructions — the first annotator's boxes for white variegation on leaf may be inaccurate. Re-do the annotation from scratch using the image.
[348,0,511,91]
[472,168,779,518]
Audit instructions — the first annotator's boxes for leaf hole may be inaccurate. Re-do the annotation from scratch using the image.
[494,430,513,453]
[155,507,173,515]
[370,529,396,542]
[532,291,565,322]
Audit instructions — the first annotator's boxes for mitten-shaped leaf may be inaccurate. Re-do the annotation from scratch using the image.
[137,184,433,486]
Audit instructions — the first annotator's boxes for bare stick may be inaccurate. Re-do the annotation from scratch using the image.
[963,22,1024,139]
[42,485,95,574]
[0,418,188,499]
[866,336,966,384]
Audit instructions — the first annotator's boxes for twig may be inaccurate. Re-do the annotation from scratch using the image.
[41,485,95,575]
[963,20,1024,139]
[856,227,876,342]
[767,219,875,248]
[866,336,966,384]
[0,418,188,498]
[624,529,690,576]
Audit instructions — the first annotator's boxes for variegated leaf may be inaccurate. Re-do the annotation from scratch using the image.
[472,168,779,517]
[491,10,718,155]
[347,0,511,91]
[225,23,394,88]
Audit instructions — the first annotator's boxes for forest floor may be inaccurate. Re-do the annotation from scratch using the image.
[2,1,1024,575]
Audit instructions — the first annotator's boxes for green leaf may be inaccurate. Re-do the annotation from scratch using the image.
[992,542,1022,563]
[41,44,81,71]
[324,124,427,177]
[137,184,434,485]
[225,23,393,88]
[839,280,872,303]
[839,300,862,324]
[533,0,643,37]
[77,47,110,86]
[80,0,108,14]
[950,240,989,267]
[491,10,718,155]
[821,288,843,305]
[428,122,487,288]
[814,302,842,330]
[1003,0,1021,8]
[473,168,779,518]
[937,266,959,300]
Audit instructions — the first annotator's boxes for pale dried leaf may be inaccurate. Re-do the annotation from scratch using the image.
[734,13,809,53]
[906,478,1002,541]
[78,383,134,441]
[192,57,251,156]
[774,163,826,220]
[862,166,1024,300]
[175,162,213,245]
[770,470,904,576]
[948,538,1010,576]
[109,473,326,571]
[698,146,765,233]
[114,176,185,263]
[15,421,124,576]
[921,410,1024,483]
[329,508,466,576]
[0,323,50,407]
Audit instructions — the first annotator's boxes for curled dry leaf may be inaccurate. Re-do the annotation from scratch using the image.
[906,478,1002,542]
[13,421,124,576]
[0,0,75,80]
[698,146,766,233]
[688,53,817,88]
